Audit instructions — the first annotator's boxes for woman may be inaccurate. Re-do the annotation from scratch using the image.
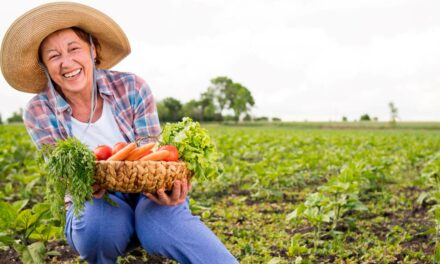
[0,2,238,264]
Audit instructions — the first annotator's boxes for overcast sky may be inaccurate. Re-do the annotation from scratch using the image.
[1,0,439,121]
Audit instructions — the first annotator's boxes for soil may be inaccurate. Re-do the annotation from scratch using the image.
[0,248,20,264]
[281,186,435,263]
[0,241,174,264]
[0,187,435,263]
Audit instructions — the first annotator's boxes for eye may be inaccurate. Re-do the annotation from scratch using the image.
[48,54,60,60]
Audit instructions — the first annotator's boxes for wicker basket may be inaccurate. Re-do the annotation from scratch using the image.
[94,160,192,193]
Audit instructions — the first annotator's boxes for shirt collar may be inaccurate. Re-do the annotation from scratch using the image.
[44,85,70,113]
[96,69,113,97]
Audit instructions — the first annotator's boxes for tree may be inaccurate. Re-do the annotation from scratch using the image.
[209,77,232,114]
[200,102,220,122]
[157,97,183,122]
[163,97,183,122]
[243,114,252,121]
[7,108,24,123]
[229,83,255,121]
[156,101,168,122]
[198,88,216,122]
[255,116,269,122]
[342,116,348,122]
[389,102,398,124]
[209,76,255,122]
[182,99,202,121]
[360,114,371,121]
[0,113,3,125]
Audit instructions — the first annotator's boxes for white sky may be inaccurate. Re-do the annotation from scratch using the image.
[1,0,440,121]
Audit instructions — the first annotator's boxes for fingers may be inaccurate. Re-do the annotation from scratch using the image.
[173,179,189,204]
[144,188,170,205]
[144,179,189,206]
[144,191,161,204]
[92,184,100,193]
[170,180,182,201]
[157,188,171,204]
[181,179,189,200]
[92,187,106,199]
[92,184,106,199]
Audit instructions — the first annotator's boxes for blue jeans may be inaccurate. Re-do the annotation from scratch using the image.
[65,193,238,264]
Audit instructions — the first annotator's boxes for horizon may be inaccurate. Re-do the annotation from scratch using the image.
[1,0,439,122]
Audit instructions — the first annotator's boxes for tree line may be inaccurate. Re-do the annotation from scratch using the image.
[0,108,23,125]
[342,102,399,124]
[157,76,256,123]
[0,76,258,125]
[1,81,401,125]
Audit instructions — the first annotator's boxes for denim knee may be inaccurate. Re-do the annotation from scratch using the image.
[134,199,183,254]
[65,194,135,264]
[134,196,238,264]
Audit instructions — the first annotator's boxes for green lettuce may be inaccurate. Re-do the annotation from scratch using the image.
[161,117,220,180]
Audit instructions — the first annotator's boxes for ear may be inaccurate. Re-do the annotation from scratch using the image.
[91,43,97,60]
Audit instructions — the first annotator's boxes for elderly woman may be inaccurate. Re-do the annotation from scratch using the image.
[0,2,238,264]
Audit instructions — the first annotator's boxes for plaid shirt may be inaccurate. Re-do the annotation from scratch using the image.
[24,69,161,149]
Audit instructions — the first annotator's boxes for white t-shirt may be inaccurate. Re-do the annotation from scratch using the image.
[71,100,126,149]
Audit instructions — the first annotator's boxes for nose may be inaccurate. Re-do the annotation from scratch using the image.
[60,54,75,69]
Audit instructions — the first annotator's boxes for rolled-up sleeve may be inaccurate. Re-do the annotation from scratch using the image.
[23,97,58,149]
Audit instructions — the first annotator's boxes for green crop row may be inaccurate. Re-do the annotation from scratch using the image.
[2,124,440,263]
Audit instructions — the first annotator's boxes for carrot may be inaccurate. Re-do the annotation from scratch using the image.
[107,142,137,161]
[139,150,171,161]
[126,142,156,161]
[137,149,153,160]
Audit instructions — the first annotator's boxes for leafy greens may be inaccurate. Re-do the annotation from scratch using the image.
[41,137,95,221]
[161,117,220,180]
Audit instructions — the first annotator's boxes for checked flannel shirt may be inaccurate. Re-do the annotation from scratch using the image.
[23,69,161,150]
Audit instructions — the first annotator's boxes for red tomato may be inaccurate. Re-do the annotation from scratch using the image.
[94,145,113,161]
[158,145,179,161]
[112,142,127,155]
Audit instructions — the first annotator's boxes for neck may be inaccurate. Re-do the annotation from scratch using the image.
[69,90,103,123]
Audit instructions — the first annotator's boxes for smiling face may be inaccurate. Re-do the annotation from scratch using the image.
[39,28,96,99]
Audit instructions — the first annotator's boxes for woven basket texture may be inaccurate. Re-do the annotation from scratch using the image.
[95,160,192,193]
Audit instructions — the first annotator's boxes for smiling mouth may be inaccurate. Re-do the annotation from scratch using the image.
[63,69,82,78]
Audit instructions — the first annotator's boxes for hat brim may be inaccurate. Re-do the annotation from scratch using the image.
[0,2,131,93]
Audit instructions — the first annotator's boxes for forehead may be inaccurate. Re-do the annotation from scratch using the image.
[40,28,87,50]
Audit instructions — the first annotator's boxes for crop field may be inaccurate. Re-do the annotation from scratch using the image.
[1,123,440,263]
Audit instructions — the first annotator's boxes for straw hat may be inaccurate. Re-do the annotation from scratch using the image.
[0,2,131,93]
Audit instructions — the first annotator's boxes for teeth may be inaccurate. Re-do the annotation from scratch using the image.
[63,69,81,78]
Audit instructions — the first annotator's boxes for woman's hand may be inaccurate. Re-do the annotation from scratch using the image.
[144,179,191,206]
[92,184,106,199]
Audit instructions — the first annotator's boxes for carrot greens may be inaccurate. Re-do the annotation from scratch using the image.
[41,137,95,221]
